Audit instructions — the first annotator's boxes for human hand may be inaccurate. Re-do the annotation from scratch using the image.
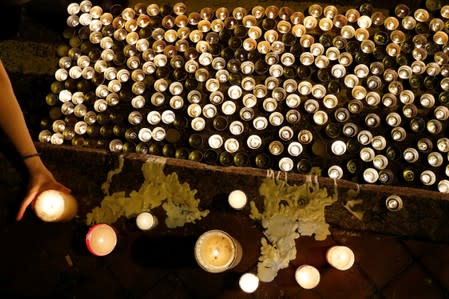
[16,167,71,221]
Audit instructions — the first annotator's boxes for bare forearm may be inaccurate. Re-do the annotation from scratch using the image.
[0,61,38,156]
[0,61,71,220]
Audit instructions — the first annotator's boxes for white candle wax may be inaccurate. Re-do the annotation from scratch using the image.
[295,265,320,289]
[228,190,247,210]
[34,190,78,222]
[85,224,117,256]
[136,212,157,230]
[239,273,259,293]
[326,245,355,271]
[194,230,242,273]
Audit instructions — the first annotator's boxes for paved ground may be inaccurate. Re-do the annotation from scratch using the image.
[0,145,448,299]
[1,203,449,299]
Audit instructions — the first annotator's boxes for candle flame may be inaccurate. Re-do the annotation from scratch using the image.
[212,248,220,259]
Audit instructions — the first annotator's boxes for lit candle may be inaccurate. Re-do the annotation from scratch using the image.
[194,230,242,273]
[295,265,320,289]
[136,212,158,230]
[34,190,78,222]
[239,273,259,293]
[385,195,403,211]
[85,224,117,256]
[228,190,247,210]
[326,246,355,270]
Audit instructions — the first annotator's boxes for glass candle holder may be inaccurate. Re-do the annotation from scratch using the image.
[151,127,166,141]
[420,170,436,186]
[268,141,284,156]
[343,122,359,137]
[298,129,313,144]
[225,121,243,137]
[357,130,373,145]
[39,130,52,143]
[334,108,349,122]
[146,111,160,126]
[287,142,303,157]
[438,180,449,193]
[434,106,449,120]
[328,165,343,179]
[245,135,261,150]
[194,230,242,273]
[417,138,433,153]
[372,136,387,151]
[344,74,359,88]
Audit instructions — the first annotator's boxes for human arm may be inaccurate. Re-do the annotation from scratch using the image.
[0,59,71,220]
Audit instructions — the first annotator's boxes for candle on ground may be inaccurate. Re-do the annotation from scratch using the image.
[136,212,157,230]
[385,195,403,211]
[326,245,355,270]
[194,230,242,273]
[34,190,77,222]
[85,224,117,256]
[228,190,247,210]
[239,273,259,293]
[295,265,320,289]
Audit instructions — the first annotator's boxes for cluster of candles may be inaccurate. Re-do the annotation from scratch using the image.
[227,189,355,292]
[294,245,355,289]
[34,188,356,292]
[195,192,356,293]
[194,222,355,293]
[82,191,245,257]
[85,211,158,256]
[82,220,354,293]
[195,229,355,293]
[37,0,449,191]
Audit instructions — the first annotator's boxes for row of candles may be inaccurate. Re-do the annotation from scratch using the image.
[83,222,354,292]
[194,228,355,292]
[34,188,357,293]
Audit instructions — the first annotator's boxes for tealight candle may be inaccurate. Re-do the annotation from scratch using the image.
[85,224,117,256]
[228,190,247,210]
[136,212,158,230]
[385,195,403,212]
[194,230,242,273]
[239,273,259,293]
[34,190,78,222]
[295,265,320,289]
[326,245,355,270]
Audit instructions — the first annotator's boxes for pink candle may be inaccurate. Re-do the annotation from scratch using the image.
[85,224,117,256]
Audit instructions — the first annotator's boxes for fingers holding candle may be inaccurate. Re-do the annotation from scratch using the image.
[17,174,72,221]
[33,189,78,222]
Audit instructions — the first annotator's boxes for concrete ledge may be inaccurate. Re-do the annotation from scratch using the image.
[27,142,449,242]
